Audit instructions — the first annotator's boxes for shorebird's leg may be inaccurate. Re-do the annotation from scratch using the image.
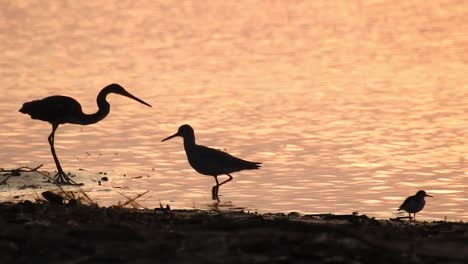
[215,174,233,198]
[414,213,416,221]
[218,174,233,187]
[212,176,220,201]
[48,124,78,185]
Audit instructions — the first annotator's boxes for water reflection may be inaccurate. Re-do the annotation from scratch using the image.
[0,0,467,220]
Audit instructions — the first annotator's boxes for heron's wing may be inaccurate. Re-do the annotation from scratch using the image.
[21,96,83,123]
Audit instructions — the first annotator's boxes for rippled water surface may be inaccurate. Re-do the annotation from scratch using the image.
[1,1,467,220]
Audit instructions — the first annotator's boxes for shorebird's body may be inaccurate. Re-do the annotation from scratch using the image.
[162,124,261,201]
[20,83,152,184]
[398,190,433,221]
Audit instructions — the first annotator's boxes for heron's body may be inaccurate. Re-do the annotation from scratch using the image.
[162,124,261,201]
[398,190,432,221]
[21,96,103,125]
[20,83,151,184]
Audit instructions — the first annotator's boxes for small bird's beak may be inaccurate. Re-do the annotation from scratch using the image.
[426,194,433,197]
[123,91,152,107]
[161,132,180,142]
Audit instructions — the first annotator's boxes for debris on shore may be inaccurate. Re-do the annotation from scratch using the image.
[0,199,466,264]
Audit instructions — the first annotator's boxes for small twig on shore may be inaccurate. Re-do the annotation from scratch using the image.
[390,216,413,221]
[38,189,96,206]
[34,170,76,200]
[11,167,95,205]
[157,201,171,214]
[0,175,13,185]
[0,164,44,185]
[304,212,372,222]
[77,189,96,205]
[116,191,149,209]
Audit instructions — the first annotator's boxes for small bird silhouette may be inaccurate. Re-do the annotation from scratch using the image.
[20,83,151,185]
[398,190,433,221]
[162,124,261,201]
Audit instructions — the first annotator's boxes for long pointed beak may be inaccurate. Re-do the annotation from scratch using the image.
[124,92,152,107]
[161,132,179,142]
[426,194,433,197]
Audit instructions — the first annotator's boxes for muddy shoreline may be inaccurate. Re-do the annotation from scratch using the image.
[0,200,466,264]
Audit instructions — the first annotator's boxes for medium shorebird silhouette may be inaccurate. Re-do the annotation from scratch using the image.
[161,124,261,201]
[19,83,151,185]
[398,190,433,221]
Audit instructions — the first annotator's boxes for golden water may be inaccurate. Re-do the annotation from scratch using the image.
[0,1,467,220]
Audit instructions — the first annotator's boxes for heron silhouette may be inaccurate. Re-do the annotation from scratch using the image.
[162,124,262,201]
[398,190,433,221]
[19,83,152,185]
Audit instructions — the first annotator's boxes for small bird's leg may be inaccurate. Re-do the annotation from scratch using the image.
[414,213,416,221]
[48,124,78,185]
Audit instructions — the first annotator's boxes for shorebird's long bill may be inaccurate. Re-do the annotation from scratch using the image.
[426,194,434,197]
[124,91,152,107]
[161,132,179,142]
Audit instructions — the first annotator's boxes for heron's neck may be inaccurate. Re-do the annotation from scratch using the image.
[79,89,111,125]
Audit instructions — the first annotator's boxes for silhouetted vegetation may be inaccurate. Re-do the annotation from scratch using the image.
[0,199,466,263]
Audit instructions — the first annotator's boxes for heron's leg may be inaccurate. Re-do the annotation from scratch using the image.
[212,176,220,201]
[48,124,78,185]
[48,124,63,174]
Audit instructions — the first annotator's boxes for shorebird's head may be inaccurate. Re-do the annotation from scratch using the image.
[416,190,433,198]
[103,83,152,107]
[161,124,195,142]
